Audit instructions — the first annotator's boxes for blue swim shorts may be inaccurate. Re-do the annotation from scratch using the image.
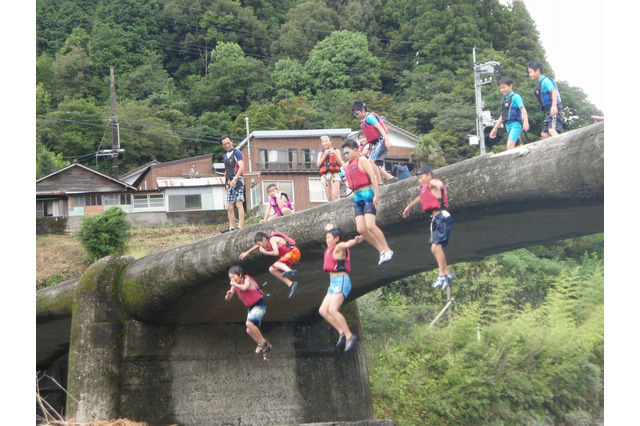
[429,210,452,247]
[353,188,376,216]
[246,300,266,326]
[506,122,523,145]
[327,274,352,298]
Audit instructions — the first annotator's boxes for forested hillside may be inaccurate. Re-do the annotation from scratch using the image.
[36,0,602,179]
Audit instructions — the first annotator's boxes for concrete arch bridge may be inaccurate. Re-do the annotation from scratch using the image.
[36,122,603,425]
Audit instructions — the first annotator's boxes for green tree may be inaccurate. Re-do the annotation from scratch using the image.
[200,0,270,60]
[89,0,161,74]
[269,58,313,100]
[271,0,341,62]
[187,42,267,116]
[305,30,382,92]
[77,206,132,263]
[36,141,68,179]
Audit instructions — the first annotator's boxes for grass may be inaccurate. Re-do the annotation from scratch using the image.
[36,224,227,290]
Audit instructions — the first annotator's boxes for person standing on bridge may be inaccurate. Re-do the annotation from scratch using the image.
[489,76,530,150]
[402,166,454,291]
[225,265,272,360]
[317,135,344,202]
[320,227,364,352]
[352,101,398,186]
[239,232,300,299]
[341,138,394,266]
[527,60,564,139]
[219,134,245,232]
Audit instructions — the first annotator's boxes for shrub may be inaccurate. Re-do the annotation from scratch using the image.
[77,207,132,263]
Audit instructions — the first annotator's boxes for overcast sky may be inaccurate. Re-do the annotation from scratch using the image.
[510,0,605,112]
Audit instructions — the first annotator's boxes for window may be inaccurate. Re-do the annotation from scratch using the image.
[120,194,132,205]
[309,177,327,202]
[258,148,299,170]
[261,180,294,206]
[85,194,102,206]
[250,182,262,210]
[301,149,315,170]
[168,194,202,211]
[134,194,165,209]
[103,194,119,206]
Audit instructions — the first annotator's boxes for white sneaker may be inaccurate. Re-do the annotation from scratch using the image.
[378,250,394,266]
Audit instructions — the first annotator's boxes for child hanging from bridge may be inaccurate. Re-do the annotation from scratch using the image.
[402,166,454,290]
[320,227,363,352]
[224,265,272,360]
[239,231,301,299]
[341,138,394,266]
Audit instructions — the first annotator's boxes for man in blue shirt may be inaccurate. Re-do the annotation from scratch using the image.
[489,77,530,149]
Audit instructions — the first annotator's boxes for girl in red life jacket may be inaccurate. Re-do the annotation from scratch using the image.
[341,138,394,267]
[319,227,364,352]
[317,135,344,202]
[239,231,301,299]
[224,265,272,360]
[261,183,294,223]
[402,165,454,291]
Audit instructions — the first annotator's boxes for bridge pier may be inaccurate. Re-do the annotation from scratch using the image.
[65,255,377,425]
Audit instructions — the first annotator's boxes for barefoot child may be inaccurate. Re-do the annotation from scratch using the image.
[261,183,294,222]
[239,232,301,298]
[319,228,364,352]
[402,166,454,290]
[224,265,272,360]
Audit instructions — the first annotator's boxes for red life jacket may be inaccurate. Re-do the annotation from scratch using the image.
[319,152,341,175]
[360,111,388,143]
[323,245,351,273]
[420,179,449,213]
[266,232,296,256]
[344,157,371,190]
[235,274,263,308]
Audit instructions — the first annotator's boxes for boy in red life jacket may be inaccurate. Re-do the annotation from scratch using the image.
[320,227,364,352]
[261,183,294,223]
[317,135,344,202]
[402,166,455,290]
[352,102,398,186]
[224,265,272,360]
[239,231,301,299]
[341,138,394,266]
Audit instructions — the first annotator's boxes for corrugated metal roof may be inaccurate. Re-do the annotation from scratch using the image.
[156,176,225,188]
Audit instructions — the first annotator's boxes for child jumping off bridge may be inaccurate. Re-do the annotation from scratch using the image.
[402,166,454,291]
[341,138,394,266]
[320,227,363,352]
[224,265,272,360]
[239,231,301,299]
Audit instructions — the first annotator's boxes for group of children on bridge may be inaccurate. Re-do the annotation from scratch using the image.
[223,61,563,359]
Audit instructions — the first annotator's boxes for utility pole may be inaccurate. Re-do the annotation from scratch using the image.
[110,67,119,179]
[472,48,500,155]
[98,68,124,176]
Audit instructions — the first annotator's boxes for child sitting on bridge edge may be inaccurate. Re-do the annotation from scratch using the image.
[402,165,454,290]
[224,265,272,360]
[239,231,301,299]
